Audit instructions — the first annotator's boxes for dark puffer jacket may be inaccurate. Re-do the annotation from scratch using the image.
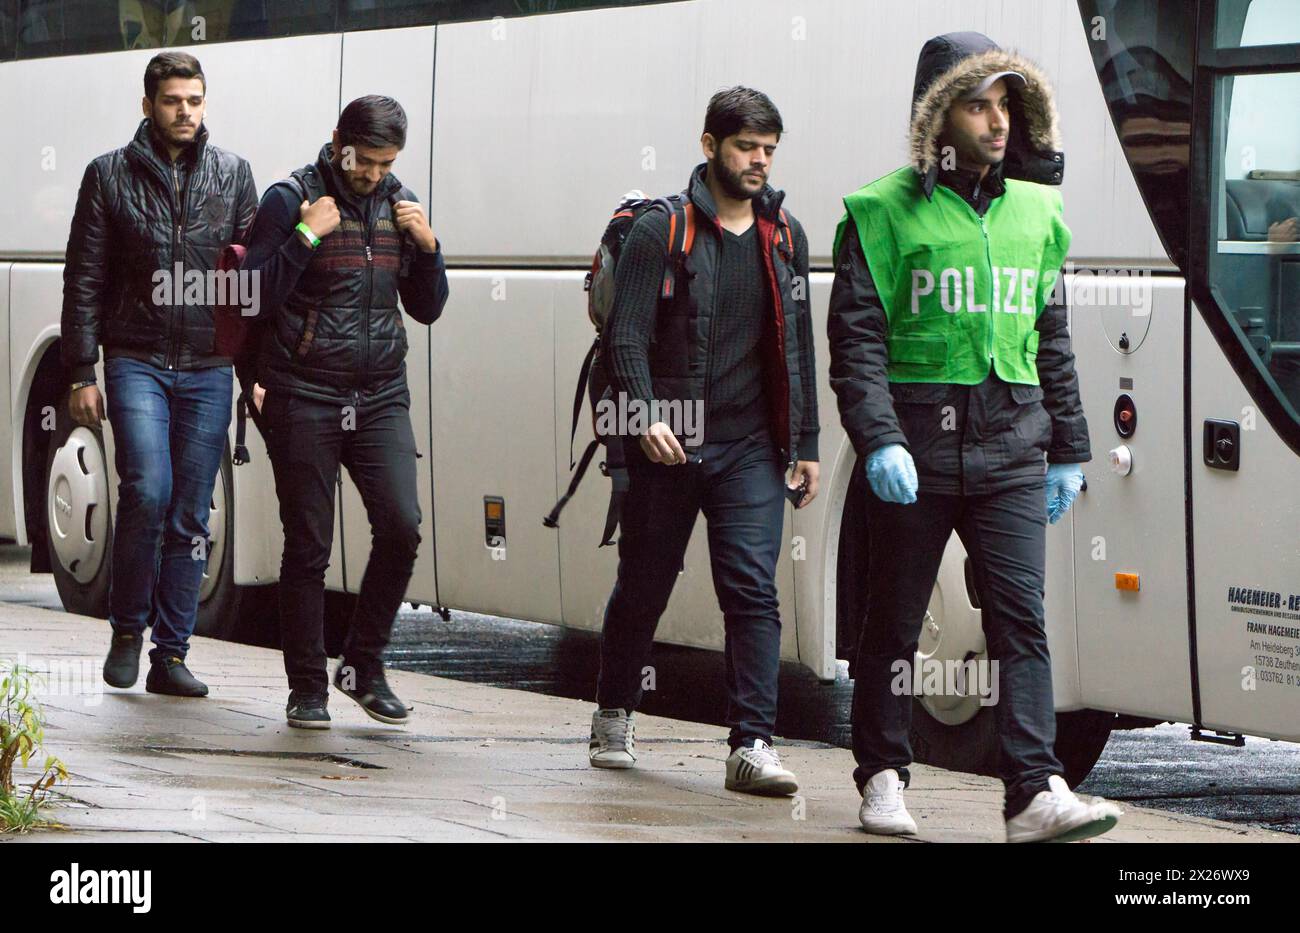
[246,143,449,407]
[61,119,258,384]
[828,32,1090,496]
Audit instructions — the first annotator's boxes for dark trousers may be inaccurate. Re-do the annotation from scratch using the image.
[262,389,422,695]
[851,481,1062,819]
[596,430,786,750]
[103,358,232,663]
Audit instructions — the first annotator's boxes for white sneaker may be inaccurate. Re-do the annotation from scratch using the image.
[858,768,918,835]
[725,739,799,796]
[588,708,636,769]
[1005,774,1123,843]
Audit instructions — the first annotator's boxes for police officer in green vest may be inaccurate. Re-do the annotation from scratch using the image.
[828,32,1121,843]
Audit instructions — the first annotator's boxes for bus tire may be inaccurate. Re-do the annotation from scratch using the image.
[194,444,241,641]
[908,700,1000,778]
[44,399,112,618]
[909,704,1115,788]
[1053,709,1116,788]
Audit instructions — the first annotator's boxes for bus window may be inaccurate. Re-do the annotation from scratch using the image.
[1078,0,1196,270]
[339,0,677,31]
[1208,32,1300,420]
[0,0,15,60]
[1216,0,1300,48]
[14,0,336,58]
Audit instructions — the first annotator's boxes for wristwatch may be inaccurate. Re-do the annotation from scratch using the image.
[295,221,321,248]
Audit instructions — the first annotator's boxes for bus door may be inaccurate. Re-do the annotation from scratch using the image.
[1072,0,1198,723]
[1188,0,1300,742]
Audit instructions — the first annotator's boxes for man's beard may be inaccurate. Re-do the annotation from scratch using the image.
[711,156,762,200]
[154,116,196,146]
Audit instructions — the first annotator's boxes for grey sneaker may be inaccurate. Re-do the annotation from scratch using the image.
[589,708,636,768]
[725,739,798,796]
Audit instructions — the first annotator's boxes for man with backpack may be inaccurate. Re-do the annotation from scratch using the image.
[828,32,1121,841]
[62,52,257,697]
[240,96,449,729]
[586,87,820,796]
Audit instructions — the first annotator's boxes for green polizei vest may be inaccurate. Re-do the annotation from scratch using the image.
[833,165,1071,385]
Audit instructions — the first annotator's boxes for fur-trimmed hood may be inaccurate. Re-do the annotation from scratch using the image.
[909,32,1065,196]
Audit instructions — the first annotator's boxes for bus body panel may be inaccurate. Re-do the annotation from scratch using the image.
[426,0,1167,268]
[0,262,13,541]
[431,271,563,623]
[337,25,439,605]
[1071,275,1194,722]
[1191,307,1300,743]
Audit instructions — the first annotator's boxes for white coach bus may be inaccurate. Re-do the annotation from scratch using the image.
[0,0,1296,784]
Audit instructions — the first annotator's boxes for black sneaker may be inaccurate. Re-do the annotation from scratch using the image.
[332,663,408,724]
[286,691,331,729]
[145,656,209,697]
[103,631,143,688]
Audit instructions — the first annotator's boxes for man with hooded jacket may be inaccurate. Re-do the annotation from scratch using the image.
[828,32,1122,842]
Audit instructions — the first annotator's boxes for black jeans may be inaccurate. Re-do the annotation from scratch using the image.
[851,480,1062,819]
[596,430,786,750]
[262,388,422,695]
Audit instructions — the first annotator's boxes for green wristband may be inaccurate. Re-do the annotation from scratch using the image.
[295,222,321,248]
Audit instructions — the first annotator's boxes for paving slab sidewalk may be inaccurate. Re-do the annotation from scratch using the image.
[0,603,1288,843]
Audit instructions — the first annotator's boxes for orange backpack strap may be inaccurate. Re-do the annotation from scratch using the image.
[661,195,694,299]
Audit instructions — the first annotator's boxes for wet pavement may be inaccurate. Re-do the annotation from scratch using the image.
[3,544,1297,835]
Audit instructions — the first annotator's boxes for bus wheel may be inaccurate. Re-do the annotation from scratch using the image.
[44,402,112,617]
[1054,709,1116,788]
[910,706,1116,788]
[194,444,242,640]
[909,701,1000,779]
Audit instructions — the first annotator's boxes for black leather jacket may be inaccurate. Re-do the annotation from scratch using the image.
[61,118,258,384]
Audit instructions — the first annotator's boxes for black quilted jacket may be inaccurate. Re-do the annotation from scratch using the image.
[61,118,258,384]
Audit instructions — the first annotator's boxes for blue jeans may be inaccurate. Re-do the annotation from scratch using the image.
[596,430,787,749]
[103,357,232,663]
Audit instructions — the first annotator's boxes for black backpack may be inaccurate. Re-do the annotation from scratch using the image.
[543,190,696,545]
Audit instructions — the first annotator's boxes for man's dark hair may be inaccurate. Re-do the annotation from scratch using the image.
[144,52,206,101]
[703,86,783,143]
[337,95,408,151]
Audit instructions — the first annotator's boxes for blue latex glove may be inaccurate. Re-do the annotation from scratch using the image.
[1045,463,1085,524]
[866,443,918,504]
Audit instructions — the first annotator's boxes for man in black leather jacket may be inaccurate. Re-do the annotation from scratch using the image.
[242,95,449,730]
[61,52,257,697]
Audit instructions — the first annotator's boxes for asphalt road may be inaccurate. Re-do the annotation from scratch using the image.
[4,543,1296,834]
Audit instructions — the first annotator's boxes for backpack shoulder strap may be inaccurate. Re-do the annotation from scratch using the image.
[777,208,794,257]
[659,193,695,300]
[276,163,327,205]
